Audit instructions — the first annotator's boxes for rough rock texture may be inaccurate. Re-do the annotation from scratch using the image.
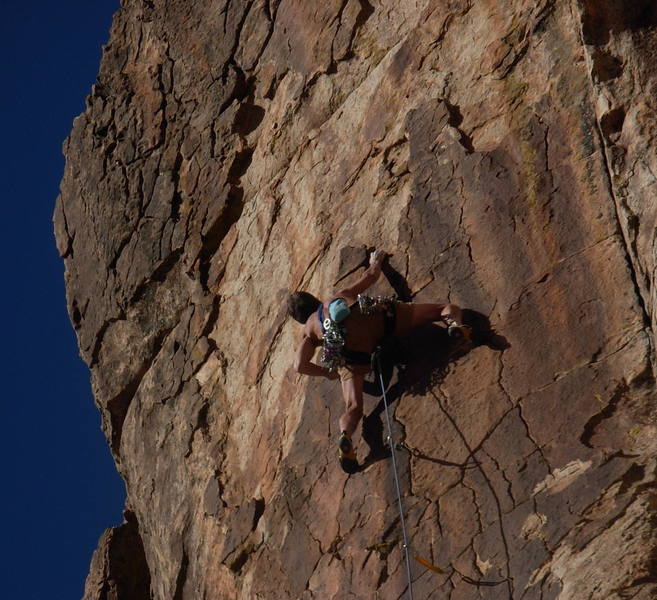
[83,511,151,600]
[55,1,657,598]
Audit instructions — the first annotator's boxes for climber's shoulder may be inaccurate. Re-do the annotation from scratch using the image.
[302,311,322,344]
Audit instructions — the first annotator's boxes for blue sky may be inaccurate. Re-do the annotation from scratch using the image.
[1,2,126,598]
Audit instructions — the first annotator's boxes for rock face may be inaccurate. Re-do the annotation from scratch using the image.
[55,1,657,598]
[83,511,151,600]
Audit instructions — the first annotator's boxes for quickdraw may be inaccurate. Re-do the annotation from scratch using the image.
[357,293,396,315]
[320,317,346,372]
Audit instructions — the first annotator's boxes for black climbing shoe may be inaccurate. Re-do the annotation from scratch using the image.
[448,324,472,341]
[338,432,359,474]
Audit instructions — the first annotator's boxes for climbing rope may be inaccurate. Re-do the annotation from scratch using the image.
[374,351,509,596]
[375,351,415,600]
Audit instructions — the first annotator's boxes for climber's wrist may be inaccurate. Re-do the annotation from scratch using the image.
[369,249,385,266]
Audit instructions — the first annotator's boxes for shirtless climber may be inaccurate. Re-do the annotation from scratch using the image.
[287,250,470,473]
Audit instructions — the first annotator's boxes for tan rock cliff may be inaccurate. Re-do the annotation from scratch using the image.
[55,1,657,598]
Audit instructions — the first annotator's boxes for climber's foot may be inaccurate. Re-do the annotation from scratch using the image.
[448,324,472,341]
[339,432,359,474]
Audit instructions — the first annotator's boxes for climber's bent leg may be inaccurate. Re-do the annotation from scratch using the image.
[337,370,366,474]
[394,302,464,337]
[339,371,365,437]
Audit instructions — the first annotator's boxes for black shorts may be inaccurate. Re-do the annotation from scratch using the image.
[342,349,372,366]
[383,301,397,338]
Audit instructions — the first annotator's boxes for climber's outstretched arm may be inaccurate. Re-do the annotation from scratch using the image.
[337,250,386,300]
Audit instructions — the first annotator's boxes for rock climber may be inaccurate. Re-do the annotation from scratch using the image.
[287,250,470,473]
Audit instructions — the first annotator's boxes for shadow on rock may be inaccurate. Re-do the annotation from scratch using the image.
[381,260,413,302]
[359,309,509,469]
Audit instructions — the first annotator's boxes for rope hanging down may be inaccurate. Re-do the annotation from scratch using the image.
[375,351,415,600]
[374,352,510,595]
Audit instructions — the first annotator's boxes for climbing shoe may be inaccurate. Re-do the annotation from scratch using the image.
[447,324,472,341]
[338,432,359,474]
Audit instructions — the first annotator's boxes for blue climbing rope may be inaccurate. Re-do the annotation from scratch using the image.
[375,351,414,600]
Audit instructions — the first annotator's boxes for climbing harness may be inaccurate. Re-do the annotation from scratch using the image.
[374,350,415,600]
[320,295,395,372]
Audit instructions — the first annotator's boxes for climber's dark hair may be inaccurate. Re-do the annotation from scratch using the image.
[287,291,321,324]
